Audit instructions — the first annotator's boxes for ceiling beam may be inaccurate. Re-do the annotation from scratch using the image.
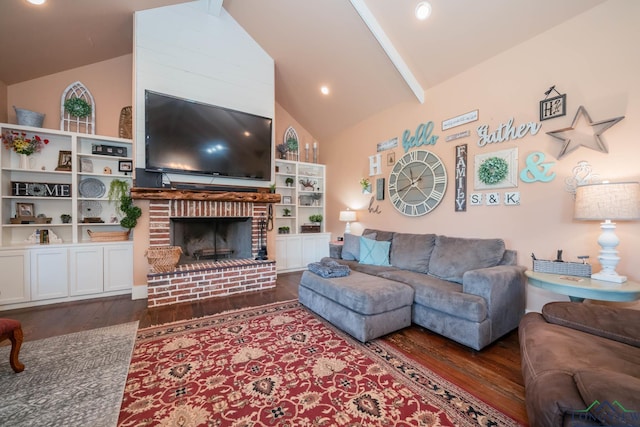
[349,0,425,104]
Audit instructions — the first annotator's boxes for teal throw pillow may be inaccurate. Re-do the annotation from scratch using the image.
[359,237,391,266]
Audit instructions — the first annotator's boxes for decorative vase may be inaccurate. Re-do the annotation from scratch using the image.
[19,154,30,169]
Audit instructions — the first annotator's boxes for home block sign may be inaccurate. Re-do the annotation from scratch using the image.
[12,181,71,197]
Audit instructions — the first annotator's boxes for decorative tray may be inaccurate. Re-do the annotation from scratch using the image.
[79,178,106,198]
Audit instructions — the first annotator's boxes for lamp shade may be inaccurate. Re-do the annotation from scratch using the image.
[574,182,640,221]
[339,210,357,222]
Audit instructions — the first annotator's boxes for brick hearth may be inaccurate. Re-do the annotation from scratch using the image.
[141,194,277,308]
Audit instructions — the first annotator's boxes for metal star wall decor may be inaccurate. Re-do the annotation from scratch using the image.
[546,105,624,159]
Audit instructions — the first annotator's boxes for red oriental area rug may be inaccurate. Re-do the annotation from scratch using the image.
[118,300,521,426]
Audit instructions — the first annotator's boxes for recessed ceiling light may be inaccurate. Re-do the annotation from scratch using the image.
[415,1,431,20]
[27,0,46,5]
[320,86,330,95]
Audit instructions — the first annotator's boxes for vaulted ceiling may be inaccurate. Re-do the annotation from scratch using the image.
[0,0,605,141]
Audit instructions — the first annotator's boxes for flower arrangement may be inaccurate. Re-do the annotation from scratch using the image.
[63,97,92,118]
[2,131,49,155]
[360,177,371,192]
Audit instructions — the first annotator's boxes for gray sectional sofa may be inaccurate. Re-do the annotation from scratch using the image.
[299,229,526,350]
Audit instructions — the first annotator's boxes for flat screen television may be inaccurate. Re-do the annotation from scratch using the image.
[145,90,272,182]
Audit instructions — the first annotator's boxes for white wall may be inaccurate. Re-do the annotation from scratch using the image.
[133,0,274,188]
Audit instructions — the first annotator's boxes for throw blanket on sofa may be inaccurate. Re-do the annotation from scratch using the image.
[308,258,351,278]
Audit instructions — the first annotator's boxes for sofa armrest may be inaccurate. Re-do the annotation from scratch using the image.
[463,265,526,336]
[542,302,640,347]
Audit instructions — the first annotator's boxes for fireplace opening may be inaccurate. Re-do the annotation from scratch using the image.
[171,217,252,264]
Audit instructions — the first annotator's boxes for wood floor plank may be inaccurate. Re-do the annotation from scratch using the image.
[0,270,528,424]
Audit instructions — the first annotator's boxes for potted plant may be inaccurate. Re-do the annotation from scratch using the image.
[269,183,276,193]
[60,214,72,224]
[276,143,288,159]
[309,214,323,224]
[285,177,294,187]
[360,177,371,193]
[283,207,291,217]
[278,226,290,234]
[108,179,142,230]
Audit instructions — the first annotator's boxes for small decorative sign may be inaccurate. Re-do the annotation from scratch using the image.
[504,192,521,205]
[442,110,478,131]
[539,86,566,121]
[520,152,556,183]
[454,144,467,212]
[376,178,385,201]
[369,154,382,176]
[446,130,470,142]
[469,193,483,206]
[377,137,398,152]
[486,192,500,206]
[12,181,72,198]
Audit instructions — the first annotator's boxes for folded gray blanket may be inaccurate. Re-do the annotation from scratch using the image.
[308,259,351,278]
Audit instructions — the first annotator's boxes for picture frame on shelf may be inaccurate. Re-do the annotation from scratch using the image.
[55,150,72,171]
[282,196,292,204]
[118,160,133,174]
[80,157,93,172]
[16,202,35,218]
[387,152,396,166]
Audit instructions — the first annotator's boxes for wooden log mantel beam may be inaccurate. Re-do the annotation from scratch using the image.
[131,187,281,203]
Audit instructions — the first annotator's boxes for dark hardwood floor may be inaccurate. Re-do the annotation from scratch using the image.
[0,271,528,425]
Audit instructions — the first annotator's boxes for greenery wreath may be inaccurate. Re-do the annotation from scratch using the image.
[478,156,509,185]
[63,97,92,118]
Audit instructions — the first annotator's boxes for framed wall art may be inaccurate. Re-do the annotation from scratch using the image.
[474,148,519,190]
[119,160,133,173]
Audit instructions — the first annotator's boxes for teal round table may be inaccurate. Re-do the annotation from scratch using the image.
[525,270,640,302]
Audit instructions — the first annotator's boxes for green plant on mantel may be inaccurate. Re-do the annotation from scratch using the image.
[108,179,141,229]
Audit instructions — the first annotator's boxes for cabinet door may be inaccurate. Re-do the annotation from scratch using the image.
[31,247,69,300]
[104,244,133,292]
[275,235,303,271]
[69,245,104,296]
[301,233,330,266]
[0,250,30,305]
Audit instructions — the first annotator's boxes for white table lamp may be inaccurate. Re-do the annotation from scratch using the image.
[339,209,357,235]
[574,182,640,283]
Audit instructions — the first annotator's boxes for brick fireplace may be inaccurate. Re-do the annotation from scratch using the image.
[132,188,280,308]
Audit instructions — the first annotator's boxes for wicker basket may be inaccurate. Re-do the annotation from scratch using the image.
[533,259,591,277]
[87,229,130,242]
[145,246,183,273]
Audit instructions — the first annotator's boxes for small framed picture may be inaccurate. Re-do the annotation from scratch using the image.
[282,196,292,204]
[55,150,72,171]
[387,151,396,166]
[16,202,35,218]
[118,160,133,173]
[80,157,93,172]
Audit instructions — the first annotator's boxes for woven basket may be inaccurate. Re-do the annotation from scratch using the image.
[533,259,591,277]
[145,246,182,273]
[87,229,130,242]
[14,106,45,127]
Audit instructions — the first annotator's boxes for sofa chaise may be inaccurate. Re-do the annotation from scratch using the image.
[519,302,640,427]
[299,229,526,350]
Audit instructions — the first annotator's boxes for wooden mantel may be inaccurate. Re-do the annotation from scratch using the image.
[131,187,281,203]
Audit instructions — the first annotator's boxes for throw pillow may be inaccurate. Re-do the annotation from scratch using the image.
[390,233,436,273]
[428,235,505,283]
[359,237,391,266]
[341,232,376,261]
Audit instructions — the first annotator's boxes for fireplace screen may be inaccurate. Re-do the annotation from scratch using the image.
[171,217,252,264]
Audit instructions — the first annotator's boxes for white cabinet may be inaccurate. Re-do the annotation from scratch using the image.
[0,250,30,304]
[0,123,133,246]
[104,244,133,292]
[30,247,69,301]
[275,233,330,272]
[69,245,104,296]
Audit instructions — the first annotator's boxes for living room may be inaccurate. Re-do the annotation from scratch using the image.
[1,1,639,425]
[2,0,638,313]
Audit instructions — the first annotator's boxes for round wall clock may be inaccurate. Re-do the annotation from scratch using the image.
[388,150,447,216]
